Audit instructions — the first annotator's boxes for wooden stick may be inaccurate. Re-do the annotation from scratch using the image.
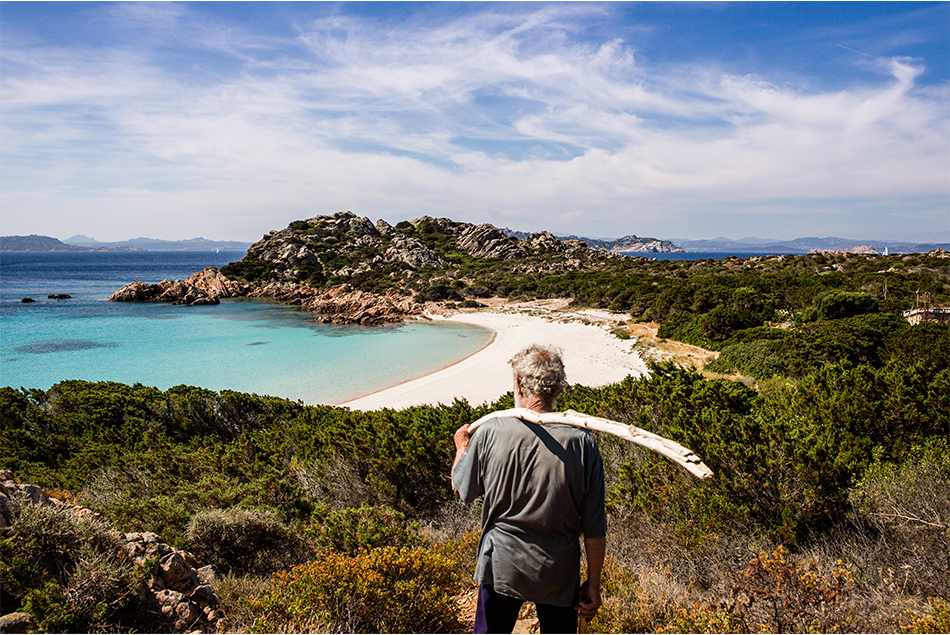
[468,408,714,480]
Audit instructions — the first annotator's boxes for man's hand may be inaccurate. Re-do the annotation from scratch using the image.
[578,535,605,622]
[451,424,471,496]
[578,577,602,621]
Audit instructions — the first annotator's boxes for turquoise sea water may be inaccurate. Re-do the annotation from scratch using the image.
[0,252,491,404]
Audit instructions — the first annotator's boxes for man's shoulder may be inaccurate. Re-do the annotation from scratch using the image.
[472,415,530,440]
[476,412,598,447]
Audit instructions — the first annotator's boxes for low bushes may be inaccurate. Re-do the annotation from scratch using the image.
[0,501,145,632]
[184,507,309,575]
[3,351,949,632]
[851,438,950,535]
[249,546,461,633]
[708,316,950,380]
[309,503,421,556]
[728,546,858,633]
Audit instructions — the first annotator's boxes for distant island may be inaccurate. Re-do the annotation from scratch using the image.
[0,234,252,252]
[0,235,121,252]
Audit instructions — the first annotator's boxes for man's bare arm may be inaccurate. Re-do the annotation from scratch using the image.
[579,536,605,620]
[451,423,470,496]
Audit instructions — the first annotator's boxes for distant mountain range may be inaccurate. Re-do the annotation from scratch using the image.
[0,235,98,252]
[0,235,252,252]
[65,235,252,251]
[3,232,946,255]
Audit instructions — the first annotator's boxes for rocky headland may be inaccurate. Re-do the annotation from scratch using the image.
[502,228,684,253]
[109,267,245,306]
[556,233,685,253]
[109,211,627,324]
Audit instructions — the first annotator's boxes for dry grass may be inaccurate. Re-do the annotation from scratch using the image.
[624,322,722,375]
[211,574,274,633]
[584,503,950,634]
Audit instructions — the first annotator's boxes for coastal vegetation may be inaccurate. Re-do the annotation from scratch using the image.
[5,214,950,632]
[2,355,948,632]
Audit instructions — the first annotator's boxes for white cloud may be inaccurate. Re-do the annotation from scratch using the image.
[1,4,946,242]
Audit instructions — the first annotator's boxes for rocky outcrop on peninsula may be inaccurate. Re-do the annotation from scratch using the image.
[610,235,685,253]
[107,210,647,324]
[241,283,424,325]
[109,267,245,305]
[552,232,685,253]
[305,287,424,325]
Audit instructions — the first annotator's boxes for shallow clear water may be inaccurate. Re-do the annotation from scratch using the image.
[0,251,491,404]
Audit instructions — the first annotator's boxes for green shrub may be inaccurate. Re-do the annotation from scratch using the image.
[812,290,878,321]
[885,322,950,370]
[706,339,786,378]
[850,438,950,533]
[250,546,461,633]
[0,501,141,632]
[310,504,421,556]
[184,507,308,575]
[699,305,763,342]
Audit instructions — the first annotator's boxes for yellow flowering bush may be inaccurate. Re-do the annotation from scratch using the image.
[731,545,857,633]
[250,545,461,633]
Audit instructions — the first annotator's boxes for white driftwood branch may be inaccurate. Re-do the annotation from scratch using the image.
[468,408,714,480]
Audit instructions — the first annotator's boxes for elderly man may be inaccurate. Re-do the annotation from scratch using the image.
[452,344,606,634]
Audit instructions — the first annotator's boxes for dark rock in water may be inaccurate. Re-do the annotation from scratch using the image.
[20,298,35,303]
[13,339,118,354]
[47,294,72,299]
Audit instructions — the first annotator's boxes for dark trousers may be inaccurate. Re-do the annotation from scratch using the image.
[473,584,578,634]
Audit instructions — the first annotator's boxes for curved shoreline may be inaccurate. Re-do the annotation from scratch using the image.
[339,305,650,411]
[330,326,497,407]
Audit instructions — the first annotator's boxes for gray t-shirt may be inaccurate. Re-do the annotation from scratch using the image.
[452,415,607,607]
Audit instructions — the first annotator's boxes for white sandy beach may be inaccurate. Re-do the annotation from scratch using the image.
[340,304,650,411]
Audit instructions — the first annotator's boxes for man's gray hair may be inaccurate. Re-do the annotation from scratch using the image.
[509,344,568,404]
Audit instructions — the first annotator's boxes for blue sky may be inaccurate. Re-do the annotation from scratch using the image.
[1,2,948,243]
